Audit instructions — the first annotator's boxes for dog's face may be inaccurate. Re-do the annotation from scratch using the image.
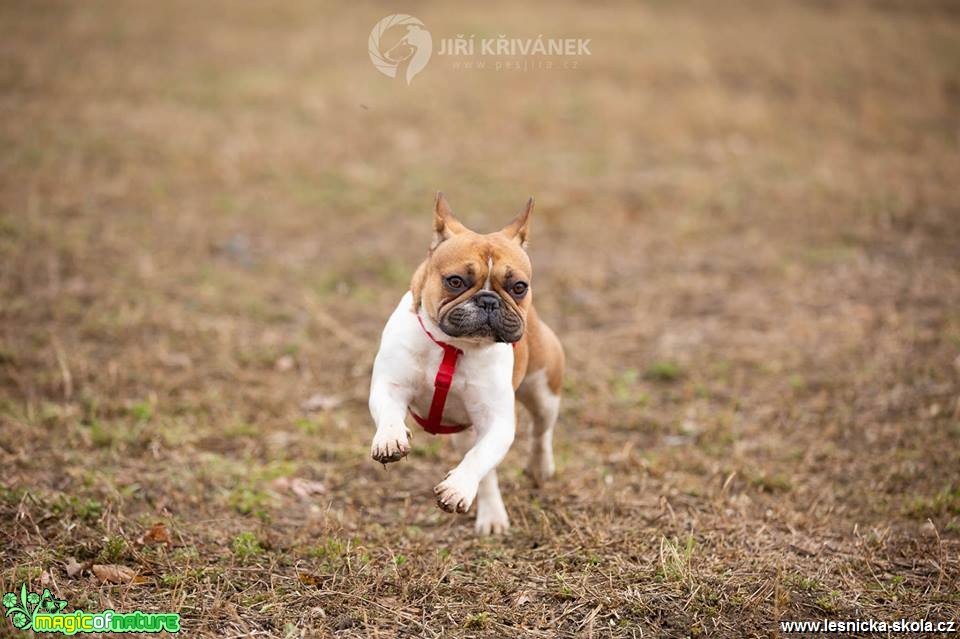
[413,193,534,344]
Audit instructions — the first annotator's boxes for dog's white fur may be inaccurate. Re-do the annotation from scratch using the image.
[369,292,519,530]
[517,368,560,486]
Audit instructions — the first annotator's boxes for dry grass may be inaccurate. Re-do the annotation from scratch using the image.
[1,1,959,637]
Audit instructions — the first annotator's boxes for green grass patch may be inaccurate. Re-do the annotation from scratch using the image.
[51,495,103,524]
[411,438,442,459]
[306,538,347,562]
[464,612,490,630]
[784,574,820,592]
[231,532,265,562]
[229,487,271,519]
[98,536,128,563]
[658,535,695,582]
[906,486,960,519]
[749,472,793,493]
[126,401,153,422]
[644,361,683,382]
[815,591,842,613]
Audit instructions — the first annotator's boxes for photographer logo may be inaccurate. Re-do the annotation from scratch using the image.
[368,14,432,85]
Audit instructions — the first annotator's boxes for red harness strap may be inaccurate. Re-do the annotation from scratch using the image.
[409,315,470,435]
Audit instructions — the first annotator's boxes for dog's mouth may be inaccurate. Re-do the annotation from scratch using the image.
[439,300,524,343]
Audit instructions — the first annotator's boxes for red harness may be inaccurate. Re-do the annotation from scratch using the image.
[410,314,519,435]
[409,315,470,435]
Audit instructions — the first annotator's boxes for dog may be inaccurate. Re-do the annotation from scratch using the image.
[368,193,564,535]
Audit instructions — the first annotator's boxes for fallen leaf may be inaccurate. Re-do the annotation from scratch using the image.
[40,570,52,586]
[271,477,326,499]
[290,478,326,498]
[275,355,296,371]
[298,573,322,586]
[64,557,84,578]
[92,564,147,585]
[301,393,342,412]
[136,522,172,547]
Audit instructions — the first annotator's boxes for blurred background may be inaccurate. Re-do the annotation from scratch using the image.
[1,1,958,636]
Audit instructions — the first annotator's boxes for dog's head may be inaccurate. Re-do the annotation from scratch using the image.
[412,193,534,344]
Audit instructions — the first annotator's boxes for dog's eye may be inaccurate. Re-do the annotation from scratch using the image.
[511,281,528,297]
[445,276,465,290]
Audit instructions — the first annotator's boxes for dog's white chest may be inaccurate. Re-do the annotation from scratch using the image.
[371,292,516,431]
[408,346,512,428]
[409,388,471,426]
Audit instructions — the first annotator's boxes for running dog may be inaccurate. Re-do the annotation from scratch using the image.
[368,193,564,535]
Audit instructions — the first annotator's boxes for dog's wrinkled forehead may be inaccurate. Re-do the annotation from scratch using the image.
[411,192,536,317]
[431,233,532,284]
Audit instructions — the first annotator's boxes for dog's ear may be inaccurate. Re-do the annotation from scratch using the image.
[432,192,467,251]
[500,197,534,249]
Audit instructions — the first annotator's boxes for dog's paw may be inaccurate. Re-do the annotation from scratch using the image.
[524,452,556,487]
[433,472,477,514]
[370,426,411,464]
[475,503,510,535]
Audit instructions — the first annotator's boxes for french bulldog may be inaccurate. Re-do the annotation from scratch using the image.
[368,193,564,535]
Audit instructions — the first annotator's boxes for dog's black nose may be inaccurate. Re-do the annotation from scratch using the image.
[474,291,501,310]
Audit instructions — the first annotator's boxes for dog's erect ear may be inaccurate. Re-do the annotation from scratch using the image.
[432,192,467,251]
[500,197,534,249]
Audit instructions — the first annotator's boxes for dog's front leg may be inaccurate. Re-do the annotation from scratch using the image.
[368,376,412,464]
[434,405,515,514]
[451,430,510,535]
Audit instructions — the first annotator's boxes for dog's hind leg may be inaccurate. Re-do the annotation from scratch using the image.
[518,369,560,487]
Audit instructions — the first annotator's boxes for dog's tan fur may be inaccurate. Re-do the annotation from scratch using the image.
[410,194,564,393]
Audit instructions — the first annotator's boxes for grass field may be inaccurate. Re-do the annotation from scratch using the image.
[2,1,959,637]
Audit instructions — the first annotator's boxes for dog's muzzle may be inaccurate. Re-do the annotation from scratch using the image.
[440,293,524,343]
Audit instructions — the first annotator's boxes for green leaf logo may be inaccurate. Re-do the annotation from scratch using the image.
[3,584,68,631]
[11,611,28,629]
[39,589,68,614]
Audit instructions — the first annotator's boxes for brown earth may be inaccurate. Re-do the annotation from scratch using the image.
[1,1,959,637]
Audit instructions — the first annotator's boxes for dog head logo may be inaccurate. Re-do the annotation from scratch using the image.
[368,14,432,85]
